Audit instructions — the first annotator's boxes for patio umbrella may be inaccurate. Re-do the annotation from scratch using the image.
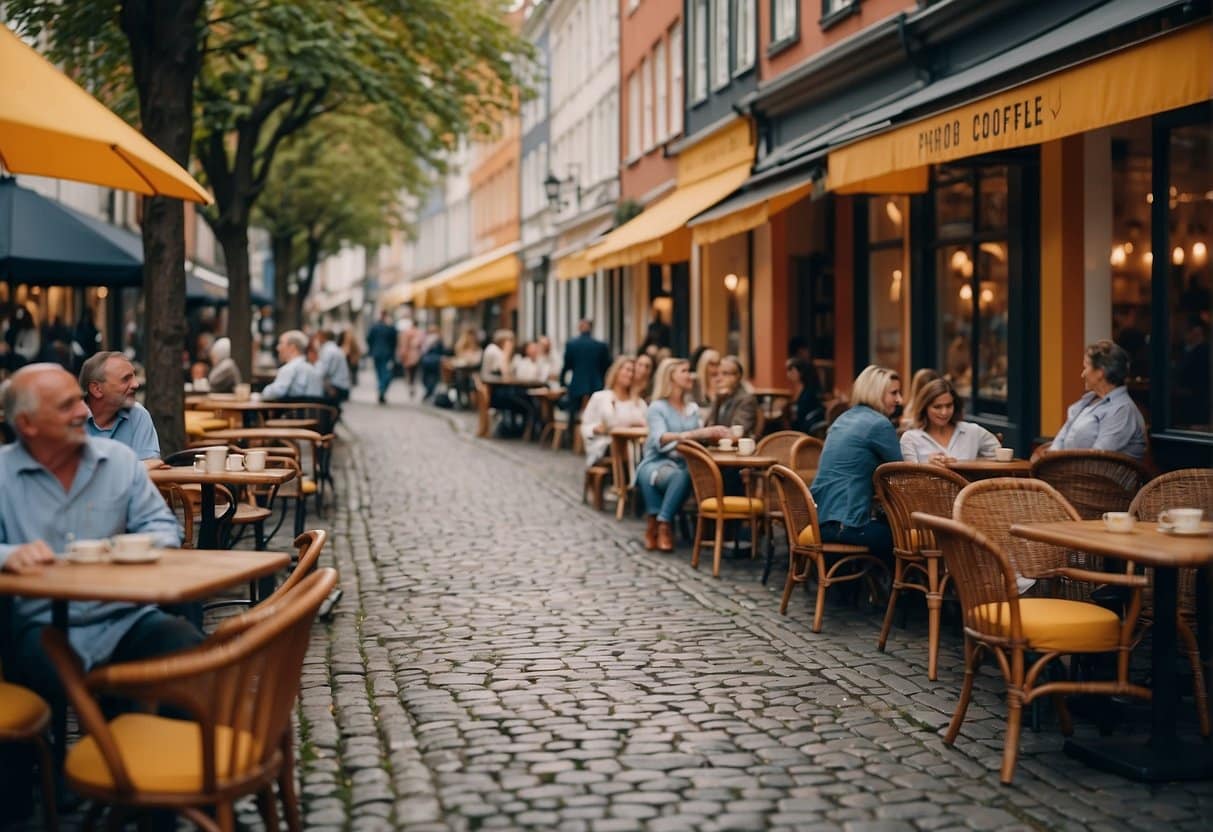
[0,177,142,286]
[0,23,210,204]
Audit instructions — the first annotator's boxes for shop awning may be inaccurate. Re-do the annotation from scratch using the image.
[411,242,521,308]
[687,167,819,246]
[555,250,595,280]
[828,21,1211,192]
[586,161,752,270]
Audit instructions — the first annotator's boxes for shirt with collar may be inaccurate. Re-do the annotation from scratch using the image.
[810,404,903,528]
[899,421,1000,463]
[1051,386,1147,458]
[261,355,325,400]
[0,437,182,670]
[317,341,351,392]
[84,401,160,460]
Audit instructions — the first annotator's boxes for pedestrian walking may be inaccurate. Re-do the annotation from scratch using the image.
[367,311,398,404]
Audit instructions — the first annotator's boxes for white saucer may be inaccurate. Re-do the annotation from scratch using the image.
[110,549,162,564]
[65,552,109,564]
[1157,523,1213,537]
[715,446,737,452]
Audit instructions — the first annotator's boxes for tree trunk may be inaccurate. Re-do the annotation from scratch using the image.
[120,0,203,457]
[272,233,298,332]
[293,238,320,331]
[216,224,254,378]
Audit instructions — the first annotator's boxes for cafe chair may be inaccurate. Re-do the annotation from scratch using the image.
[266,455,316,539]
[0,678,57,831]
[1030,449,1150,520]
[768,464,887,633]
[41,567,337,832]
[1129,468,1213,737]
[754,432,810,584]
[874,462,970,680]
[679,441,766,578]
[583,461,611,511]
[912,513,1149,784]
[472,375,499,439]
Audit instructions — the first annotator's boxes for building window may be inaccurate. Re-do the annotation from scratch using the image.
[654,41,667,145]
[771,0,798,49]
[821,0,858,28]
[640,56,653,152]
[734,0,755,75]
[627,70,640,161]
[669,22,684,134]
[712,0,730,91]
[691,0,708,103]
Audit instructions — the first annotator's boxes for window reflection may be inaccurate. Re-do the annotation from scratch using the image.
[868,197,909,376]
[1169,123,1212,432]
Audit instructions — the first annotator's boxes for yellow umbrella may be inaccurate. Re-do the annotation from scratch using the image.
[0,24,210,204]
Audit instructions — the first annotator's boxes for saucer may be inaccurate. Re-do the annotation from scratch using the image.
[65,552,109,564]
[110,549,162,564]
[1157,522,1213,537]
[714,446,737,453]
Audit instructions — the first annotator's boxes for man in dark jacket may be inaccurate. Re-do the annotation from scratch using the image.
[366,311,398,404]
[560,319,611,411]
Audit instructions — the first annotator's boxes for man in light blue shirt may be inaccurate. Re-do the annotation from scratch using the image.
[261,329,325,401]
[1051,340,1147,459]
[314,329,351,402]
[0,364,199,702]
[79,350,161,464]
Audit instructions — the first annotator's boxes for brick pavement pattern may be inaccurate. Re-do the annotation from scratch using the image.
[279,390,1213,832]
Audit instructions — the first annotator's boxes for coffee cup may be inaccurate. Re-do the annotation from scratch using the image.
[110,533,154,556]
[205,447,228,474]
[193,453,207,472]
[1159,508,1204,533]
[67,539,110,562]
[225,454,245,472]
[1102,512,1135,533]
[994,447,1014,462]
[244,449,267,472]
[730,425,745,439]
[737,437,757,456]
[718,437,734,450]
[234,383,252,401]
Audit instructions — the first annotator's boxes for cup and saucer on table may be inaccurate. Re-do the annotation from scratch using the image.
[1157,508,1211,536]
[1102,512,1136,534]
[65,534,160,564]
[716,437,736,452]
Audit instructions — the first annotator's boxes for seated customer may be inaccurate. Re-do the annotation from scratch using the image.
[207,336,241,393]
[79,350,160,465]
[900,377,998,464]
[786,357,824,434]
[705,356,757,436]
[262,329,325,400]
[580,356,648,468]
[313,329,352,403]
[1050,339,1147,458]
[634,358,729,553]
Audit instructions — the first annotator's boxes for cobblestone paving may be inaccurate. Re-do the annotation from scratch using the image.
[282,385,1213,832]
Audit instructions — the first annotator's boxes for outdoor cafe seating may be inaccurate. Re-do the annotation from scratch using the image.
[679,441,768,579]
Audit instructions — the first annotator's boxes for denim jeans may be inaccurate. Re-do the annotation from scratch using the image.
[637,459,692,523]
[818,518,894,562]
[373,356,393,398]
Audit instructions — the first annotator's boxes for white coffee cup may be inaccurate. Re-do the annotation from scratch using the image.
[234,383,252,401]
[737,437,757,456]
[1102,511,1135,533]
[205,447,228,474]
[995,447,1014,462]
[110,533,155,555]
[244,449,267,472]
[730,425,745,439]
[1160,508,1204,533]
[718,437,734,450]
[67,539,110,562]
[193,453,207,472]
[225,454,245,472]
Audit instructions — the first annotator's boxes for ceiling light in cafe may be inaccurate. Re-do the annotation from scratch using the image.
[723,273,739,292]
[885,199,902,228]
[1110,245,1127,267]
[1193,242,1208,265]
[1144,251,1154,267]
[959,284,973,301]
[1172,246,1185,266]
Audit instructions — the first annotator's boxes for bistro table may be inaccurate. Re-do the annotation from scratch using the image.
[608,426,649,519]
[527,386,566,441]
[946,458,1032,481]
[150,466,296,549]
[0,548,290,767]
[478,377,548,438]
[1010,518,1213,781]
[201,426,333,506]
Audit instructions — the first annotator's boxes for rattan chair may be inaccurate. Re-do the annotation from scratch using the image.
[1030,449,1150,520]
[42,567,337,832]
[912,513,1149,783]
[873,462,970,680]
[755,432,810,583]
[678,441,765,578]
[791,435,823,473]
[1129,468,1213,737]
[0,679,56,831]
[769,464,887,633]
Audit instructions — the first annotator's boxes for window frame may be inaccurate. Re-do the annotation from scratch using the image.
[654,40,668,146]
[768,0,800,56]
[820,0,860,31]
[669,21,684,134]
[733,0,756,77]
[711,0,732,93]
[691,0,709,105]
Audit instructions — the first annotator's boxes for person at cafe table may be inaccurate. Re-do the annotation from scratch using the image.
[261,329,325,400]
[899,376,999,464]
[704,355,757,437]
[79,350,162,469]
[0,364,201,701]
[1048,339,1146,458]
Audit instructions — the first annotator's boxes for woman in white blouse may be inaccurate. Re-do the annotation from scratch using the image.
[580,356,648,467]
[900,377,999,464]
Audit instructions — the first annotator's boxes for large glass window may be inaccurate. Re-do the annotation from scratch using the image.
[868,197,909,376]
[1110,121,1152,415]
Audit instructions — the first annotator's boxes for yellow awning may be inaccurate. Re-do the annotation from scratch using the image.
[690,177,814,247]
[587,162,752,269]
[555,251,595,280]
[0,24,211,204]
[412,243,521,308]
[829,25,1212,192]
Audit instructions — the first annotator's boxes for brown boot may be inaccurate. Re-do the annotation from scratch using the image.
[657,521,675,552]
[643,515,659,550]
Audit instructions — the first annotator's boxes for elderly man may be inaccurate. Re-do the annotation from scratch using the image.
[261,329,324,401]
[79,350,160,465]
[0,364,201,699]
[313,329,351,403]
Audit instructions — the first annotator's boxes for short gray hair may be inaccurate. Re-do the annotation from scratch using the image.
[78,350,127,394]
[280,330,309,353]
[1087,339,1130,386]
[2,378,38,430]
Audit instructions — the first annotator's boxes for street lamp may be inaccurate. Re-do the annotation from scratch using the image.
[543,166,581,211]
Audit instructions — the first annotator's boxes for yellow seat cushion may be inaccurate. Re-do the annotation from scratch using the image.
[971,599,1122,653]
[0,682,49,733]
[301,478,318,495]
[699,496,764,515]
[66,713,260,793]
[796,526,817,546]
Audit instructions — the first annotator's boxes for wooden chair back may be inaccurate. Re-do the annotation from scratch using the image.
[1129,468,1213,521]
[768,464,821,549]
[756,431,805,467]
[268,530,328,606]
[676,441,725,508]
[157,484,196,549]
[791,436,824,471]
[1030,449,1149,519]
[874,462,968,558]
[43,567,337,799]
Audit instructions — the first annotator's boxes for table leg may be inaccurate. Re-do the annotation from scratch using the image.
[1063,565,1213,780]
[198,483,219,549]
[50,600,67,771]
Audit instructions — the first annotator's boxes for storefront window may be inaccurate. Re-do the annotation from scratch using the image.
[868,197,909,376]
[1110,122,1153,415]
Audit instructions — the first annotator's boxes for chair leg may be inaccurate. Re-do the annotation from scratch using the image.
[690,518,704,569]
[32,737,57,832]
[877,557,904,652]
[1000,691,1025,784]
[257,785,281,832]
[216,801,236,832]
[926,557,943,682]
[1052,692,1074,737]
[1179,619,1211,738]
[945,638,978,745]
[762,520,776,585]
[280,735,304,832]
[711,520,725,578]
[812,566,828,634]
[779,552,799,615]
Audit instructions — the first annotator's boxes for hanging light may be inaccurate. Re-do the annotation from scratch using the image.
[889,269,902,303]
[97,287,109,299]
[980,287,994,305]
[1172,246,1185,266]
[1124,241,1134,254]
[1193,241,1208,265]
[723,273,739,292]
[1110,245,1127,267]
[959,284,973,301]
[885,199,902,228]
[950,250,969,272]
[1143,251,1154,267]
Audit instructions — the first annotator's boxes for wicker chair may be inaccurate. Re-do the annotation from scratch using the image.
[791,435,823,474]
[755,432,811,583]
[1129,469,1213,737]
[42,567,337,832]
[873,462,970,680]
[913,513,1149,784]
[1030,449,1150,520]
[678,441,765,578]
[769,464,887,633]
[0,679,56,831]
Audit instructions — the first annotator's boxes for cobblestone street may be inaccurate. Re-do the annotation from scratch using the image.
[262,382,1211,832]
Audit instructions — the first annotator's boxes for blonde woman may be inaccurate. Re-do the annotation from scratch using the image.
[631,352,655,402]
[581,356,648,467]
[635,358,729,552]
[691,348,721,407]
[809,365,904,559]
[900,377,998,464]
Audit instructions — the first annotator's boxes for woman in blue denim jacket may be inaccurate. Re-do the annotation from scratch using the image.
[635,358,730,552]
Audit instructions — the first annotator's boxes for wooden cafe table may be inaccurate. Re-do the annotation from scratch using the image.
[945,458,1032,481]
[150,466,296,549]
[608,426,648,519]
[1010,518,1213,781]
[0,548,290,766]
